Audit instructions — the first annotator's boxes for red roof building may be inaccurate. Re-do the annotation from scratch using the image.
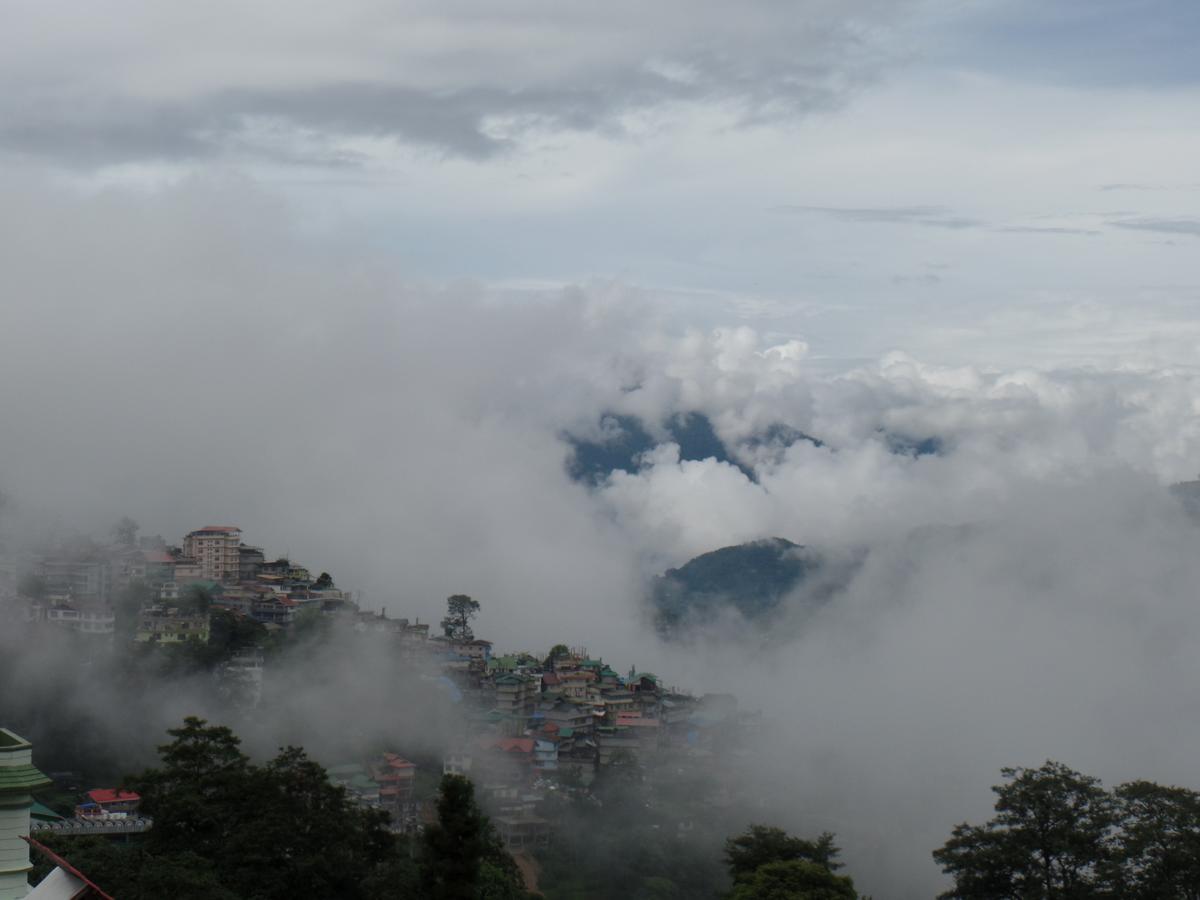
[85,789,139,806]
[489,737,535,755]
[76,789,140,818]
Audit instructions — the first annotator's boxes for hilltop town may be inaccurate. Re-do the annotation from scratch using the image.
[0,521,755,891]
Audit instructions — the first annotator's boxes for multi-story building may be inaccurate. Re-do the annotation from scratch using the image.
[250,594,297,626]
[134,606,210,643]
[495,674,536,720]
[172,557,202,582]
[182,526,242,582]
[44,603,115,635]
[40,557,110,604]
[540,698,596,737]
[235,545,263,581]
[370,753,417,807]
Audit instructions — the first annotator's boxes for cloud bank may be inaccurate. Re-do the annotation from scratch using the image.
[0,0,909,167]
[3,176,1200,895]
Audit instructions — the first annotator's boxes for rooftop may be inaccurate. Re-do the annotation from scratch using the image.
[0,727,32,750]
[86,788,140,805]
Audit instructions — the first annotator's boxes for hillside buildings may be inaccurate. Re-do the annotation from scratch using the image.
[2,517,751,863]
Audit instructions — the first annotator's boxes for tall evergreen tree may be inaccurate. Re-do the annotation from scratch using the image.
[420,774,529,900]
[422,775,489,899]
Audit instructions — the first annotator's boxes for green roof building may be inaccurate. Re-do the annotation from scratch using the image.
[1,728,52,900]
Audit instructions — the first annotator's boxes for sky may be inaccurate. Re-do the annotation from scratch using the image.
[1,0,1197,368]
[2,1,1200,895]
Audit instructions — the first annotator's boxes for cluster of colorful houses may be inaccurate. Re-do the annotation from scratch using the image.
[313,637,745,851]
[1,523,750,855]
[0,525,363,647]
[406,640,744,849]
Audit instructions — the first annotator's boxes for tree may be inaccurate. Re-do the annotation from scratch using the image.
[545,643,571,668]
[134,717,251,861]
[725,825,854,900]
[1108,780,1200,898]
[422,774,488,899]
[420,774,528,900]
[726,825,843,879]
[181,583,213,614]
[441,594,480,641]
[933,761,1117,899]
[111,516,140,546]
[314,571,335,589]
[207,607,266,658]
[30,838,239,900]
[130,717,399,899]
[634,875,682,899]
[729,860,857,900]
[226,746,394,899]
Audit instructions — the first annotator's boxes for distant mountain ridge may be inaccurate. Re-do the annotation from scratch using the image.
[563,410,945,487]
[651,537,832,636]
[563,411,821,485]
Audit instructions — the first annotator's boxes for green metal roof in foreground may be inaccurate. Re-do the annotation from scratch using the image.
[0,767,52,791]
[0,727,52,794]
[0,728,31,749]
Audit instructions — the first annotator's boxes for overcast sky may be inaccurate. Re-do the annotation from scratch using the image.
[3,3,1200,895]
[2,0,1198,366]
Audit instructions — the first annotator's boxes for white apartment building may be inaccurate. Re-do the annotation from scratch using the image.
[181,526,242,582]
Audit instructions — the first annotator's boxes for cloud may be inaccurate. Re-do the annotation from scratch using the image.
[5,175,1200,896]
[891,273,942,286]
[995,225,1100,236]
[1099,183,1200,192]
[778,207,1110,237]
[0,0,912,167]
[1110,216,1200,236]
[773,204,983,229]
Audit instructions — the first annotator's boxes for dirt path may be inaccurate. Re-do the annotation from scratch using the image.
[513,852,540,894]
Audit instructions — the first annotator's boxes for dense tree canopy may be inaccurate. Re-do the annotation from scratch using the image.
[37,720,534,900]
[934,760,1200,899]
[38,718,400,899]
[545,643,571,667]
[723,824,857,900]
[726,825,843,878]
[1110,780,1200,898]
[729,860,857,900]
[934,761,1115,898]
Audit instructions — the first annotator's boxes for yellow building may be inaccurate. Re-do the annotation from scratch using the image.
[134,606,210,643]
